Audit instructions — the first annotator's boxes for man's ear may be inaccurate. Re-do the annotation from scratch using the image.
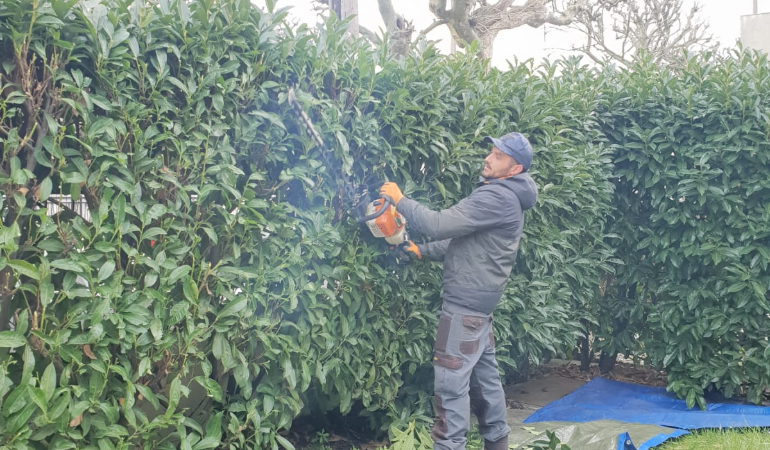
[507,164,524,177]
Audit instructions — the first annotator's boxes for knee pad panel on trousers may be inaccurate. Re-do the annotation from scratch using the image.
[431,396,449,441]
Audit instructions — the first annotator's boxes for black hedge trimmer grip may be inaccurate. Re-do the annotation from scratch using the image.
[356,198,392,224]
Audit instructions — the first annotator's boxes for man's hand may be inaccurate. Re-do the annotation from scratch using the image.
[392,240,421,262]
[380,182,404,206]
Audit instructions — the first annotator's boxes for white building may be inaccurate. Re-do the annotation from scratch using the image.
[741,2,770,54]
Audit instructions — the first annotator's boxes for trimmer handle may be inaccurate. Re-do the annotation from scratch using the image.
[356,198,392,224]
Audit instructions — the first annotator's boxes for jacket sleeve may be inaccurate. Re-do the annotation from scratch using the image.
[396,187,510,241]
[418,239,451,261]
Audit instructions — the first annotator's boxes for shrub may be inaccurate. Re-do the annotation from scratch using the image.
[596,50,770,407]
[0,0,616,447]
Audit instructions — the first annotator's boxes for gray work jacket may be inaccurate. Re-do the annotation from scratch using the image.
[396,174,538,314]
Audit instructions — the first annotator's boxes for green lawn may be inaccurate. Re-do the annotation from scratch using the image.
[656,429,770,449]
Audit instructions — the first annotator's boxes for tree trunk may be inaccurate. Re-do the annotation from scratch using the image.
[480,32,496,61]
[330,0,359,36]
[376,0,413,57]
[598,283,636,374]
[340,0,358,36]
[598,350,617,374]
[0,269,12,332]
[512,353,531,383]
[579,324,592,372]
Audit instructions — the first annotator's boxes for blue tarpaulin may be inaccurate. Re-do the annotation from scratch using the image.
[523,377,770,449]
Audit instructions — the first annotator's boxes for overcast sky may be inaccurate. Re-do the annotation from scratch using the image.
[267,0,770,69]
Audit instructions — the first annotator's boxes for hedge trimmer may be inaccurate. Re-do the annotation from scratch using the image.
[287,87,408,246]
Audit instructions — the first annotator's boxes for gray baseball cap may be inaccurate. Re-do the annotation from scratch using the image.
[484,132,533,172]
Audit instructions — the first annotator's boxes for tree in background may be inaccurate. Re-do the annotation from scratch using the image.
[569,0,716,66]
[319,0,586,59]
[425,0,586,60]
[376,0,416,56]
[361,0,714,65]
[390,0,588,60]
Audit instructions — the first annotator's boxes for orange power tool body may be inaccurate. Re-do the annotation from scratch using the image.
[360,197,407,245]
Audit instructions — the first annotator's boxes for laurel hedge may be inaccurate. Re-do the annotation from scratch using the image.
[596,50,770,408]
[0,0,617,447]
[1,0,769,448]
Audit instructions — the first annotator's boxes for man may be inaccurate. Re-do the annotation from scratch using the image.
[379,132,538,450]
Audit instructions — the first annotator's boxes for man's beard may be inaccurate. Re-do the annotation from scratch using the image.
[482,164,514,179]
[481,165,492,178]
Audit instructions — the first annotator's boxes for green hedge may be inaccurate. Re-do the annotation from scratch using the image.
[597,51,770,408]
[2,0,768,447]
[0,0,614,447]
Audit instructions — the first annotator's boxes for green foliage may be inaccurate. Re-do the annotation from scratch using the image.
[526,431,572,450]
[489,60,616,374]
[309,430,332,450]
[0,0,317,447]
[597,50,770,408]
[657,428,770,450]
[5,0,767,447]
[384,421,433,450]
[0,0,614,447]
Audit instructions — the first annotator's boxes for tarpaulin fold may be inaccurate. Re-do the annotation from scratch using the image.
[516,377,770,449]
[508,420,686,450]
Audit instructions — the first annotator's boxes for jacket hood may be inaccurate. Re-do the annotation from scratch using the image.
[479,173,538,211]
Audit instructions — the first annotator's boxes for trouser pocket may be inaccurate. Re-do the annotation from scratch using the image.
[433,352,463,369]
[434,313,465,369]
[435,314,452,353]
[460,314,487,355]
[461,315,487,338]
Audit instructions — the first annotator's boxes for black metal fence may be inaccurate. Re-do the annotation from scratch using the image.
[44,195,92,222]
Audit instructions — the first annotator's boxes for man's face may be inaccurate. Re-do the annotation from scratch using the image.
[481,146,522,179]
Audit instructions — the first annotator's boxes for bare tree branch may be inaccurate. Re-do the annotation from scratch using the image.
[428,0,448,17]
[380,0,721,65]
[420,19,447,37]
[359,25,380,43]
[571,0,715,67]
[374,0,592,60]
[373,0,414,57]
[465,0,587,59]
[377,0,398,30]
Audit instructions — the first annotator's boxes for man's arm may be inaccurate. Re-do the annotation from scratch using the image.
[396,187,507,241]
[417,239,451,261]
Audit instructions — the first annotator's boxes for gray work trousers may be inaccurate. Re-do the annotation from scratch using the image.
[431,302,510,450]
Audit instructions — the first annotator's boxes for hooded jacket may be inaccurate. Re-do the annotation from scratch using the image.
[396,173,538,314]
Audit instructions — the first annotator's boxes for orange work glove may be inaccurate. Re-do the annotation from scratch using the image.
[379,182,404,206]
[393,240,421,261]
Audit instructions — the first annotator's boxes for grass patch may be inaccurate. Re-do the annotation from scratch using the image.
[657,428,770,449]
